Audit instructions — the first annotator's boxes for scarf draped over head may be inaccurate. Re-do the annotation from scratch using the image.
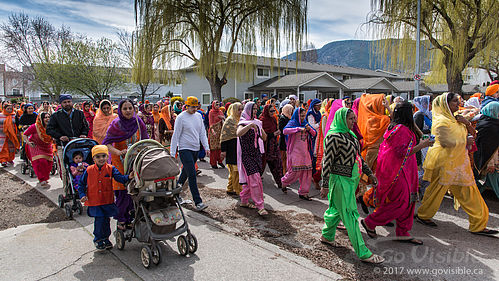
[279,99,290,109]
[481,101,499,119]
[209,100,224,127]
[327,107,356,139]
[139,104,154,126]
[2,104,19,148]
[325,99,345,134]
[260,104,277,134]
[237,101,265,153]
[464,97,481,109]
[281,104,294,119]
[471,93,482,99]
[357,94,391,153]
[413,95,432,120]
[173,101,182,114]
[93,99,117,144]
[36,113,53,143]
[102,99,148,145]
[152,106,161,123]
[160,105,173,130]
[220,102,242,143]
[474,101,499,174]
[305,98,322,124]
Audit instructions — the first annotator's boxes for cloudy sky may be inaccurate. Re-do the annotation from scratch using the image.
[0,0,374,53]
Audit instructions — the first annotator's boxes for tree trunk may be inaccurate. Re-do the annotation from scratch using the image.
[206,75,224,102]
[446,68,463,94]
[140,84,147,103]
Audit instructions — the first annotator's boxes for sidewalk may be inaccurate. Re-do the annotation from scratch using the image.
[1,160,342,281]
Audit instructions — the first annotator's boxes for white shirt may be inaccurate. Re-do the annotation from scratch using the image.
[170,111,209,156]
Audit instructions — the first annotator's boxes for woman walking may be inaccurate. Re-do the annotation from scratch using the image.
[237,102,268,216]
[279,104,294,175]
[208,100,225,169]
[320,107,384,264]
[18,103,37,131]
[22,113,53,187]
[152,103,161,142]
[221,103,243,196]
[138,103,155,140]
[0,103,20,167]
[260,104,283,189]
[92,100,117,144]
[82,101,95,139]
[361,102,432,244]
[416,93,496,236]
[158,105,175,148]
[103,99,148,230]
[281,107,316,200]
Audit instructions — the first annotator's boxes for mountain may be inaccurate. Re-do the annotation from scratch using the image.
[283,39,431,72]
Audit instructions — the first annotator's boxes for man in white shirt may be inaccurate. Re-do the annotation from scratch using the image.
[170,96,210,211]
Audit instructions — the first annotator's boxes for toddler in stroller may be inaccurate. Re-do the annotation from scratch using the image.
[70,151,89,191]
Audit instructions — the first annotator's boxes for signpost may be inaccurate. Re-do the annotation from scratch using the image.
[414,0,421,97]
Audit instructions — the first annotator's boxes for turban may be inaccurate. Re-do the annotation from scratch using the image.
[92,145,109,157]
[59,94,72,103]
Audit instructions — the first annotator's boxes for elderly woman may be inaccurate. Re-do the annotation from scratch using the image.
[92,100,117,144]
[0,103,20,167]
[22,113,53,187]
[320,107,383,264]
[221,103,243,196]
[103,99,148,230]
[208,100,225,169]
[416,93,496,236]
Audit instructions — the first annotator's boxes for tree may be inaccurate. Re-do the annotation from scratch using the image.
[1,13,72,101]
[134,0,308,101]
[368,0,499,93]
[63,37,126,102]
[472,49,498,82]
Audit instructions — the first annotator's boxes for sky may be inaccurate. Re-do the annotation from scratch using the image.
[0,0,374,54]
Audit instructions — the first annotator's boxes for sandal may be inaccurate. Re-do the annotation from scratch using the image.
[337,222,346,230]
[281,187,288,194]
[299,195,313,201]
[240,203,256,209]
[257,209,268,216]
[361,219,377,238]
[396,237,423,245]
[415,215,437,227]
[361,254,385,264]
[320,236,339,247]
[471,228,499,237]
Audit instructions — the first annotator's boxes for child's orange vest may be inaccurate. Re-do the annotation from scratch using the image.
[85,163,114,206]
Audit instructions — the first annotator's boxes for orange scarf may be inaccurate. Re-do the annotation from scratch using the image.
[92,100,117,144]
[357,94,390,157]
[152,109,161,123]
[160,105,172,130]
[2,106,20,149]
[35,114,52,143]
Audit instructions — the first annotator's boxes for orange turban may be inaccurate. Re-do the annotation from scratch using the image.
[485,84,499,96]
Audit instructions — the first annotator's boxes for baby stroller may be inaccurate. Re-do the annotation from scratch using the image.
[19,141,35,178]
[115,139,198,268]
[57,138,99,218]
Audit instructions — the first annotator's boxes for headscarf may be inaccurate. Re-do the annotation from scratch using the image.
[481,101,499,119]
[173,101,182,114]
[280,99,290,109]
[92,100,117,144]
[1,104,19,148]
[413,95,432,120]
[159,105,173,130]
[305,98,322,124]
[260,104,277,133]
[35,112,53,143]
[325,99,345,133]
[464,97,480,109]
[357,94,391,156]
[209,100,224,127]
[319,99,328,114]
[238,101,264,152]
[139,104,154,126]
[220,102,242,143]
[474,102,499,174]
[485,84,499,96]
[225,102,231,109]
[281,104,294,119]
[152,105,161,123]
[19,104,38,126]
[102,99,148,145]
[326,107,356,138]
[471,93,482,99]
[352,98,361,116]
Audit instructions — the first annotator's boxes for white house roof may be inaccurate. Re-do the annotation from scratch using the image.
[342,77,398,91]
[264,72,347,89]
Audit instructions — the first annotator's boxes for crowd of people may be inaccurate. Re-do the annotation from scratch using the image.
[0,81,498,260]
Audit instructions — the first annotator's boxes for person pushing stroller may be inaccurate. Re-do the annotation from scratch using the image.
[78,145,130,250]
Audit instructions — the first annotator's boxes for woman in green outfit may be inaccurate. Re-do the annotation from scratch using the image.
[320,107,384,264]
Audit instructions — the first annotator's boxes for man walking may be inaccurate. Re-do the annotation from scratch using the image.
[46,94,89,191]
[170,96,209,211]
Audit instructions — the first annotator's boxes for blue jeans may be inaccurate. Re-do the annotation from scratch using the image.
[93,216,111,242]
[178,150,202,205]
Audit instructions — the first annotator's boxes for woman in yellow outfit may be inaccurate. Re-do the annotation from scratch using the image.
[416,93,497,236]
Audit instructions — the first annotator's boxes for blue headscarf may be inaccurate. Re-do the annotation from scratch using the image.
[283,107,316,146]
[481,101,499,119]
[305,98,322,124]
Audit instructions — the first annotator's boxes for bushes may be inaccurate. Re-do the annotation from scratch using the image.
[222,97,241,105]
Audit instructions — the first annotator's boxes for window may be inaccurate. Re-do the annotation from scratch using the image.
[12,89,20,96]
[284,69,295,75]
[244,92,254,100]
[278,92,284,100]
[342,75,351,81]
[256,68,270,78]
[202,93,211,105]
[299,93,304,102]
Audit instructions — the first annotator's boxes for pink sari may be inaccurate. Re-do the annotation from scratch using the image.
[375,124,418,205]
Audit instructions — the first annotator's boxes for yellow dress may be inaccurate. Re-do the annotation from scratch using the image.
[417,93,489,232]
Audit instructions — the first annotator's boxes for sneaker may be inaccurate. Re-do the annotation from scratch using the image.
[195,202,208,212]
[104,239,113,250]
[94,240,106,250]
[218,163,225,169]
[177,196,192,205]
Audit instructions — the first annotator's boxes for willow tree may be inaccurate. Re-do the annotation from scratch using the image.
[134,0,308,101]
[369,0,499,93]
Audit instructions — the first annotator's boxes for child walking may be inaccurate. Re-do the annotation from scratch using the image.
[78,145,130,250]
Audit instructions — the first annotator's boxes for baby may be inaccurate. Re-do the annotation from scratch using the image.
[70,151,89,190]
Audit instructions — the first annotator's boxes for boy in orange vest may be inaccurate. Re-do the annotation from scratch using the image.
[78,145,130,250]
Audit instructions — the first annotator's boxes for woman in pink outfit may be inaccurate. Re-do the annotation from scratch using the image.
[281,107,317,200]
[237,102,268,216]
[361,102,432,245]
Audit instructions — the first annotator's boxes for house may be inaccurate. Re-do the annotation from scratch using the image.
[0,64,29,100]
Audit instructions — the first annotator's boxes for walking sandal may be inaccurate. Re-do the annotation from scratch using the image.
[257,209,268,216]
[361,254,385,264]
[361,219,377,238]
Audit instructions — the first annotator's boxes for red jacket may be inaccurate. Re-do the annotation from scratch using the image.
[85,163,114,206]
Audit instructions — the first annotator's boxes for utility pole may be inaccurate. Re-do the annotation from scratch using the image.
[414,0,421,98]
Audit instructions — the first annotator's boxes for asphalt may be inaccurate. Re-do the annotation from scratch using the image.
[0,159,341,281]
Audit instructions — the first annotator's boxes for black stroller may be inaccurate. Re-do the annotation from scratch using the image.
[19,138,57,178]
[115,140,198,268]
[57,138,99,218]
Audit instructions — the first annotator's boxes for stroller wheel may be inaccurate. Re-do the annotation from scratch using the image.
[51,162,57,175]
[64,204,73,219]
[115,230,126,250]
[177,235,188,256]
[76,201,83,215]
[29,167,35,178]
[140,245,152,268]
[151,244,162,265]
[21,163,26,174]
[186,233,198,254]
[58,194,65,208]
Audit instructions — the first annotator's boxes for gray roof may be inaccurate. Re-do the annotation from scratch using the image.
[428,84,480,94]
[264,72,347,89]
[391,81,432,92]
[342,77,397,91]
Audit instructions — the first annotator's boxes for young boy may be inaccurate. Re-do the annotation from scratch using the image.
[78,145,130,250]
